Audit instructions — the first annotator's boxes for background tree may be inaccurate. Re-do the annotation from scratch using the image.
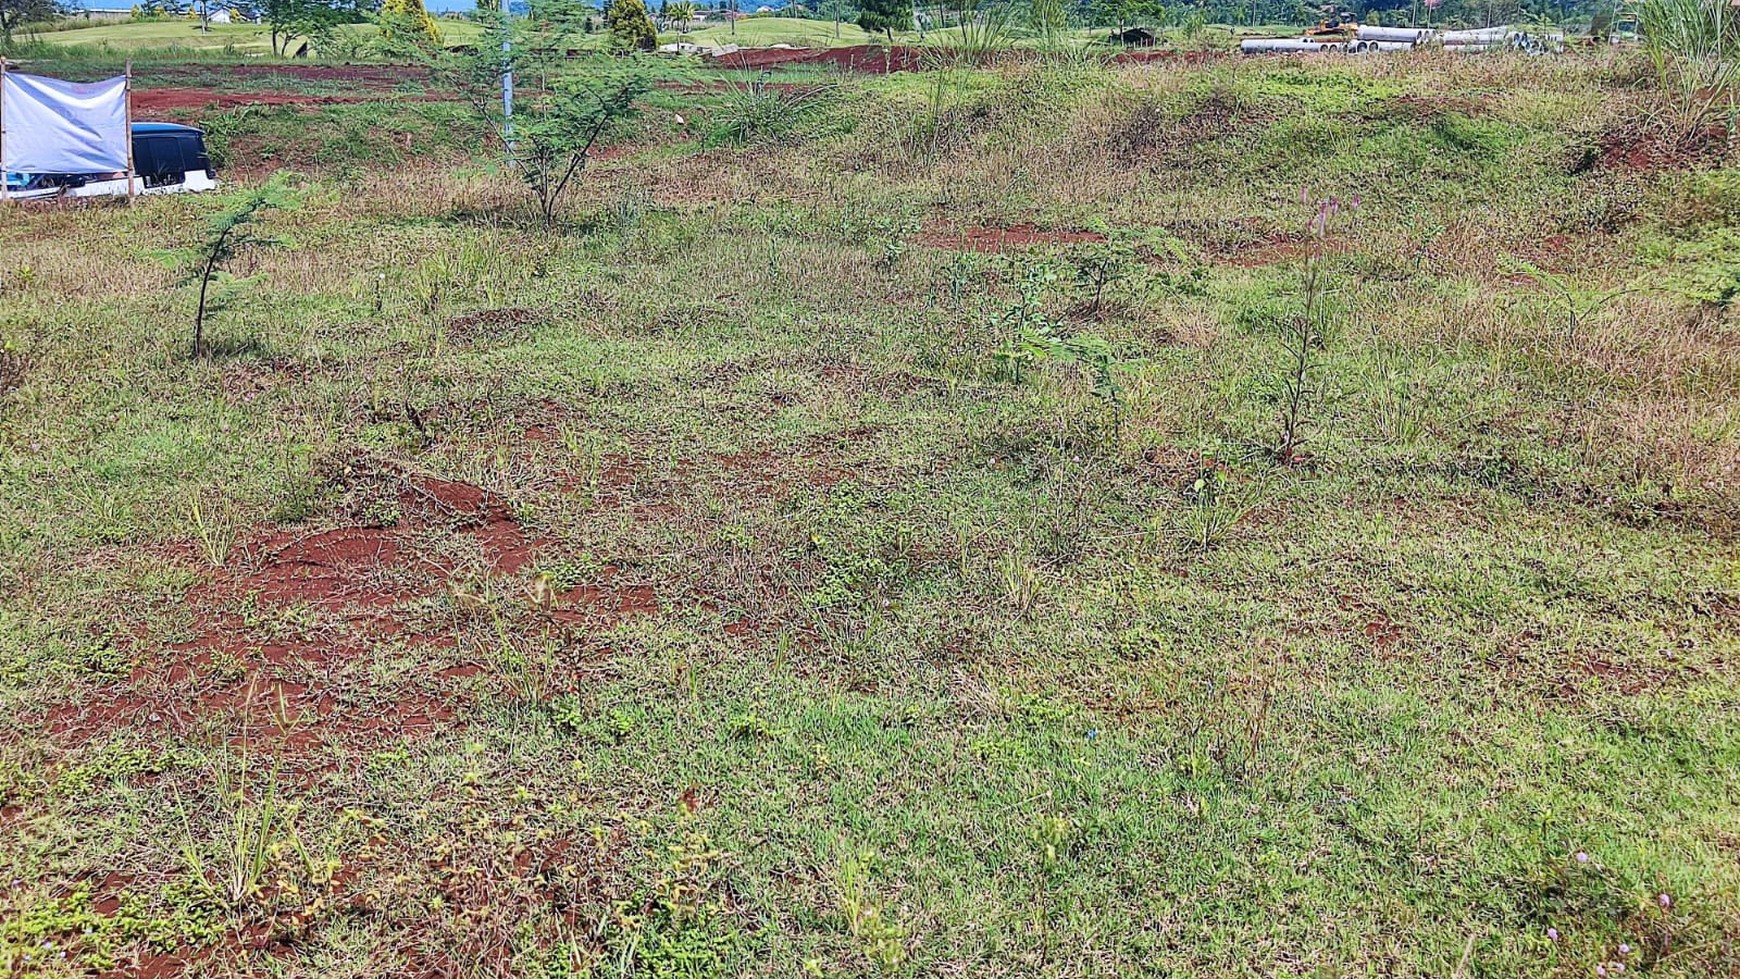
[377,0,441,51]
[260,0,350,56]
[818,0,856,36]
[0,0,63,44]
[857,0,910,42]
[667,0,696,31]
[606,0,657,50]
[136,0,193,15]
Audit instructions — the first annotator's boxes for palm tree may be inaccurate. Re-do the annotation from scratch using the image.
[668,0,697,32]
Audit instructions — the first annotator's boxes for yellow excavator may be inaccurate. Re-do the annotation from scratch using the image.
[1301,3,1359,41]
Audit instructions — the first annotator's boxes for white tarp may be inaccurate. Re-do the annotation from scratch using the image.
[1,72,129,174]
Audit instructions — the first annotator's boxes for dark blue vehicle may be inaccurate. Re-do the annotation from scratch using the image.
[3,121,216,199]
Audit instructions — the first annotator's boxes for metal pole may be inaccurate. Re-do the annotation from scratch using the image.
[125,61,137,204]
[0,56,9,205]
[500,10,514,157]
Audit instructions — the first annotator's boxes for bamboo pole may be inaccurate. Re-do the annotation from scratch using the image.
[124,61,136,204]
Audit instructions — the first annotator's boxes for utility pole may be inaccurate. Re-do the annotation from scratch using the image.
[0,57,9,205]
[501,3,514,156]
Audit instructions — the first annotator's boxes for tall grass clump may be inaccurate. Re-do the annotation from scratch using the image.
[942,0,1018,59]
[708,74,844,146]
[1638,0,1740,133]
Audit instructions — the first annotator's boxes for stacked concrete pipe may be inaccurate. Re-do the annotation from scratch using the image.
[1357,25,1433,43]
[1239,39,1349,53]
[1239,23,1559,56]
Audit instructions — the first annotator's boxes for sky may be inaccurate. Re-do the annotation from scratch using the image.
[72,1,595,11]
[75,1,708,10]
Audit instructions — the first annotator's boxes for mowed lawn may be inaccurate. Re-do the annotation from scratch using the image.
[25,18,489,55]
[27,20,280,53]
[0,47,1737,979]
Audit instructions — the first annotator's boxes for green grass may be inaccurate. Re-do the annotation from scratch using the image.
[22,19,279,53]
[18,17,487,56]
[0,48,1737,979]
[674,16,887,47]
[670,18,1216,50]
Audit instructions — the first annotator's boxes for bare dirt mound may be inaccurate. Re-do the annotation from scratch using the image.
[43,468,656,754]
[1598,118,1729,171]
[232,473,541,610]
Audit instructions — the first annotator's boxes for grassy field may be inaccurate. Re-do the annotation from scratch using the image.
[24,15,909,56]
[23,20,280,53]
[664,18,1111,48]
[675,17,886,47]
[23,15,1206,58]
[1,42,1738,979]
[21,17,492,56]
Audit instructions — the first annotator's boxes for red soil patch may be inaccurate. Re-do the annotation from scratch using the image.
[918,223,1107,253]
[129,66,443,114]
[254,528,404,606]
[1221,232,1350,268]
[713,438,861,495]
[560,455,641,503]
[147,64,432,85]
[45,690,161,744]
[656,79,817,94]
[71,867,328,979]
[37,471,582,752]
[1338,594,1406,655]
[1573,654,1664,696]
[554,569,660,626]
[1378,92,1490,121]
[712,43,934,73]
[98,950,192,979]
[130,89,450,113]
[228,473,539,610]
[1597,120,1728,172]
[1363,614,1404,650]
